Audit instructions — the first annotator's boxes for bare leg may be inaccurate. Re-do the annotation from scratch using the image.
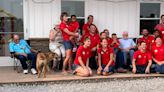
[62,49,72,74]
[75,66,90,77]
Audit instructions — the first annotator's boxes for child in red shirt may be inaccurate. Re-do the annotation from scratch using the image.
[97,38,115,76]
[111,33,120,54]
[73,36,92,77]
[69,15,80,52]
[132,41,152,74]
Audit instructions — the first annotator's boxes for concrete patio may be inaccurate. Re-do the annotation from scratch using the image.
[0,67,164,84]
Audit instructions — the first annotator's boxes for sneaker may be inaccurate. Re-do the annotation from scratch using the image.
[23,69,28,74]
[31,68,37,74]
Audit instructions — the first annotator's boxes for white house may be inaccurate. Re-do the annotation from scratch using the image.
[0,0,164,66]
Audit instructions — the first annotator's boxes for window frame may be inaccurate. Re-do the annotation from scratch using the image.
[139,1,162,35]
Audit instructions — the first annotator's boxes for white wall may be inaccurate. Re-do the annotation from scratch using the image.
[24,0,61,39]
[24,0,164,38]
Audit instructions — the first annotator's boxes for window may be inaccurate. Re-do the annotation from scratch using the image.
[61,0,85,34]
[0,0,24,56]
[140,3,160,34]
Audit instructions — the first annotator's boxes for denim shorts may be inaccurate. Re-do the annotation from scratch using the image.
[136,65,147,74]
[63,40,73,50]
[102,65,115,73]
[155,64,164,74]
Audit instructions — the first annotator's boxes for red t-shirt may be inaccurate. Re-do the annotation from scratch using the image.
[151,44,164,62]
[155,24,164,32]
[82,23,91,35]
[133,50,152,65]
[97,47,115,66]
[69,21,79,32]
[74,46,91,65]
[110,39,120,48]
[107,38,113,47]
[59,21,72,41]
[137,36,155,51]
[80,33,100,49]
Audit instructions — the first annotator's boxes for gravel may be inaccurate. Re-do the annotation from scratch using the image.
[0,78,164,92]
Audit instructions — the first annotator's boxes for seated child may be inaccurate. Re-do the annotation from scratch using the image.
[111,33,120,54]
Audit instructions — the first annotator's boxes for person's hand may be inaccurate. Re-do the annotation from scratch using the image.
[56,29,60,33]
[124,48,130,52]
[104,66,109,72]
[97,66,102,75]
[145,67,150,74]
[21,53,27,57]
[132,67,136,74]
[69,36,74,40]
[91,47,97,51]
[74,32,79,37]
[97,66,102,71]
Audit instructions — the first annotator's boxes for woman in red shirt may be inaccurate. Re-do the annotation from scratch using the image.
[73,36,92,77]
[59,12,79,74]
[97,38,115,76]
[151,36,164,73]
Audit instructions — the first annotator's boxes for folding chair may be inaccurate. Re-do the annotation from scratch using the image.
[10,52,32,73]
[10,52,22,73]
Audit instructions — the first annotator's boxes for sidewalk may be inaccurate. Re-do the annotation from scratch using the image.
[0,67,164,84]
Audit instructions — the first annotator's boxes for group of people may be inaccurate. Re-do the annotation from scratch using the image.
[9,12,164,77]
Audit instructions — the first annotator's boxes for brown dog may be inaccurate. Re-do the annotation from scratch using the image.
[36,52,59,78]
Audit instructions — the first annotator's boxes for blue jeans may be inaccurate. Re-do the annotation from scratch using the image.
[115,51,125,69]
[155,64,164,74]
[101,65,115,73]
[136,65,147,74]
[16,53,37,69]
[113,48,119,55]
[122,49,134,65]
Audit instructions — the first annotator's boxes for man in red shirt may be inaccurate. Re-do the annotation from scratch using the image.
[151,36,164,73]
[137,29,155,51]
[82,15,98,35]
[80,24,100,51]
[80,24,100,69]
[154,15,164,41]
[132,41,152,74]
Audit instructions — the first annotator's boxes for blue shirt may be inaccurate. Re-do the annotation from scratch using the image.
[119,38,136,49]
[9,39,31,54]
